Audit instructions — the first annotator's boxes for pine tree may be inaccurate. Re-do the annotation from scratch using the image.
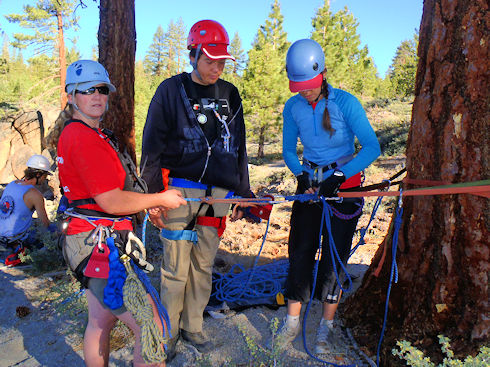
[241,0,290,158]
[222,32,245,86]
[1,34,9,61]
[164,18,187,78]
[65,44,80,65]
[388,31,419,98]
[259,0,289,53]
[5,0,78,108]
[311,1,378,96]
[0,34,9,74]
[144,25,166,77]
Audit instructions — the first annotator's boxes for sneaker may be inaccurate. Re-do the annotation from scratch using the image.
[165,332,179,363]
[273,317,301,351]
[181,329,213,353]
[315,322,338,355]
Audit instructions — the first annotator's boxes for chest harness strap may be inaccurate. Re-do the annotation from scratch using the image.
[62,120,148,217]
[186,78,232,152]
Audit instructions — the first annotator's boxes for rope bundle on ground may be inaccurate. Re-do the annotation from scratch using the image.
[211,260,289,306]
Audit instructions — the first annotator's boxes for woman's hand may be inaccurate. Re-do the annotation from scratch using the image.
[318,170,346,197]
[296,171,312,194]
[159,189,187,209]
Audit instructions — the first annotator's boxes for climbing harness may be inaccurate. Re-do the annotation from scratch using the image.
[61,120,148,216]
[160,178,232,243]
[3,244,26,267]
[186,78,233,152]
[63,209,169,363]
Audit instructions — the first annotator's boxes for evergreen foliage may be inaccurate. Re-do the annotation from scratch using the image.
[5,1,78,53]
[134,60,155,156]
[388,31,419,97]
[143,18,187,80]
[222,31,245,87]
[0,34,9,74]
[0,2,420,159]
[311,1,379,96]
[241,0,291,158]
[393,335,489,366]
[165,17,187,76]
[143,25,166,77]
[5,0,78,107]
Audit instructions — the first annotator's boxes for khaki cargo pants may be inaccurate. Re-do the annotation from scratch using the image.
[159,185,230,336]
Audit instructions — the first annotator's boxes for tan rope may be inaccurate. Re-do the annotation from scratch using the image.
[121,255,166,363]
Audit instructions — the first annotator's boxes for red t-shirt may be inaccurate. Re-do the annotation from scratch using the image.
[57,121,133,234]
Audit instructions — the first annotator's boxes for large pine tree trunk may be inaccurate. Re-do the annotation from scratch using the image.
[98,0,137,163]
[343,1,489,365]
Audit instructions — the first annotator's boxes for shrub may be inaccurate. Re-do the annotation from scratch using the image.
[392,335,490,366]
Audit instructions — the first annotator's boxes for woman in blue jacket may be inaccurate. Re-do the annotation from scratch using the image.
[276,39,381,355]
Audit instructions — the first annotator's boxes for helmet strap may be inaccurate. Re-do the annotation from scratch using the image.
[191,44,204,83]
[311,77,326,103]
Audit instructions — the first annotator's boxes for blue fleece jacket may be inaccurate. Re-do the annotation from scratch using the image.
[282,85,380,179]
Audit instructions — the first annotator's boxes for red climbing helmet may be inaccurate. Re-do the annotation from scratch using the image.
[187,20,235,61]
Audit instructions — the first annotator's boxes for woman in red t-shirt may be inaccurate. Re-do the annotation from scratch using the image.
[55,60,186,367]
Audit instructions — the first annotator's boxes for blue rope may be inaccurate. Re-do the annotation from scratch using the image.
[376,194,403,367]
[323,202,354,293]
[350,179,391,258]
[142,212,173,341]
[301,197,357,367]
[212,260,289,305]
[211,215,290,306]
[60,288,85,305]
[350,195,383,257]
[185,193,322,204]
[103,236,127,309]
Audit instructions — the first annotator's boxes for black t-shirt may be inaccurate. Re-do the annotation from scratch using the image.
[182,74,237,145]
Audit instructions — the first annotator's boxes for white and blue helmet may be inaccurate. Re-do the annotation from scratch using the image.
[65,60,116,94]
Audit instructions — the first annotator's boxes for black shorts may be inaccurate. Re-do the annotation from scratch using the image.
[285,198,362,304]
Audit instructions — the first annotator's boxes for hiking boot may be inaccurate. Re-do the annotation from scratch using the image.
[273,317,301,351]
[165,332,179,363]
[181,329,213,353]
[315,322,339,355]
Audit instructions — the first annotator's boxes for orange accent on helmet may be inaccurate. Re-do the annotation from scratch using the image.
[187,19,230,49]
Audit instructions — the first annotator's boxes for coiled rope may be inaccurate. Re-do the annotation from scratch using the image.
[121,255,167,364]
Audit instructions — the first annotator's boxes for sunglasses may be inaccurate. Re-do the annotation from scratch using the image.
[75,86,110,95]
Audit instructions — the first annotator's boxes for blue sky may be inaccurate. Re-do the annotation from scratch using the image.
[1,0,423,77]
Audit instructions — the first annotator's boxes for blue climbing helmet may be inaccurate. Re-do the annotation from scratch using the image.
[65,59,116,94]
[65,60,116,121]
[286,39,325,92]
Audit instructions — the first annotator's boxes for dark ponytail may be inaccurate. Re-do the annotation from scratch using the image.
[320,74,335,136]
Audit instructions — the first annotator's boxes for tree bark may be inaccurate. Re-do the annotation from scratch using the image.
[257,125,266,159]
[98,0,137,163]
[343,0,489,365]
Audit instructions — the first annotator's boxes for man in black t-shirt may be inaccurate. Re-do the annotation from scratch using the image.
[141,19,253,360]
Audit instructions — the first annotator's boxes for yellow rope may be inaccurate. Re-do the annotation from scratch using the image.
[122,256,166,363]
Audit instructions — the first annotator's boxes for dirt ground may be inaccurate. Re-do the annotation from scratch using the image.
[0,157,405,367]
